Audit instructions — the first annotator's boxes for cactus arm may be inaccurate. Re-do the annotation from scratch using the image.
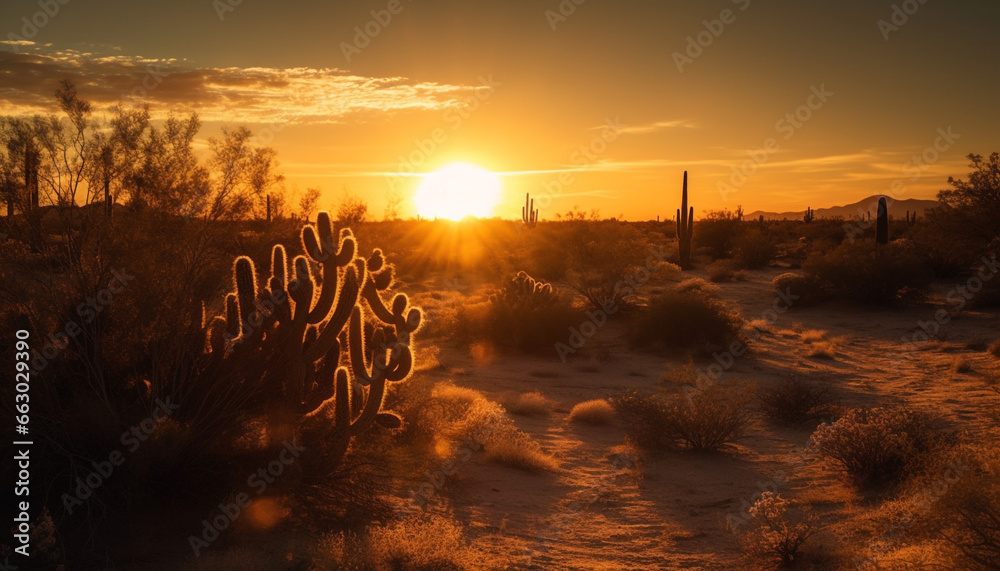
[303,264,360,362]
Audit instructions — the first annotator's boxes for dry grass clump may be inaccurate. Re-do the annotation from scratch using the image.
[735,492,819,568]
[660,361,700,387]
[500,391,554,417]
[569,399,616,426]
[812,406,950,491]
[610,383,754,452]
[483,432,560,472]
[798,329,839,359]
[314,513,509,570]
[756,379,838,428]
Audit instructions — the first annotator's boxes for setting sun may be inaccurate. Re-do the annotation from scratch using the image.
[413,162,502,220]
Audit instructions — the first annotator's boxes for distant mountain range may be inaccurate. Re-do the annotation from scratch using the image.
[746,196,938,221]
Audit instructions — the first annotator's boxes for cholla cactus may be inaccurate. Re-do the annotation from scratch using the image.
[204,211,421,479]
[522,192,539,228]
[489,271,556,311]
[676,171,694,269]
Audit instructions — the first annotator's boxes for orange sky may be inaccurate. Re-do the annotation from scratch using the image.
[1,0,997,219]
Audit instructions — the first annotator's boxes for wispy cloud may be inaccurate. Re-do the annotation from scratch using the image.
[0,45,481,124]
[617,119,698,134]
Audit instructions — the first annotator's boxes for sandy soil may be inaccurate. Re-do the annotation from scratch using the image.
[406,267,1000,570]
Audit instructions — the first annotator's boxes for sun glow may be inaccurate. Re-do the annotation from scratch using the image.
[413,163,502,220]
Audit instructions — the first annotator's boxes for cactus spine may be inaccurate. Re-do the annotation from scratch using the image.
[522,192,538,228]
[205,211,421,480]
[676,171,694,269]
[876,196,889,247]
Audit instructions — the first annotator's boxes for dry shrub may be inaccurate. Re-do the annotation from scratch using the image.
[771,272,831,307]
[665,383,755,451]
[628,284,744,355]
[736,492,819,568]
[707,260,747,283]
[569,399,616,426]
[915,443,1000,570]
[732,229,777,269]
[812,406,949,491]
[314,513,507,570]
[456,271,581,353]
[501,391,553,417]
[610,384,754,452]
[756,379,837,428]
[802,240,932,304]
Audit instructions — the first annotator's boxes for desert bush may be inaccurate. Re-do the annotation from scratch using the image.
[314,513,507,570]
[611,384,754,452]
[628,284,744,354]
[802,240,932,304]
[569,399,616,426]
[695,209,744,259]
[913,444,1000,570]
[812,406,949,490]
[771,272,831,307]
[732,228,777,269]
[457,271,581,352]
[756,379,837,427]
[664,383,755,451]
[736,492,819,568]
[561,219,659,311]
[707,259,747,283]
[610,390,679,451]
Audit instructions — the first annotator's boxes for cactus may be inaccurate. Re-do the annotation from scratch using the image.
[489,271,556,311]
[803,207,814,224]
[676,171,694,270]
[876,196,888,247]
[522,192,538,228]
[204,211,421,481]
[905,210,917,224]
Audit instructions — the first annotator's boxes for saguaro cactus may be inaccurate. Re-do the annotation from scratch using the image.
[803,207,814,224]
[204,211,421,480]
[522,192,538,228]
[676,171,694,269]
[876,196,888,247]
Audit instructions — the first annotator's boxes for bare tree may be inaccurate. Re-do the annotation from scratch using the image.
[32,80,92,206]
[298,187,321,222]
[336,187,368,225]
[207,126,284,220]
